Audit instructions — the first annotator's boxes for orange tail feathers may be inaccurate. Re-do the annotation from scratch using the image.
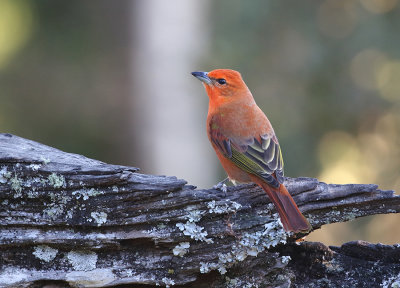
[251,176,311,233]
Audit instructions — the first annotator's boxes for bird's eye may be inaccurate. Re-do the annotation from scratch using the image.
[217,78,226,85]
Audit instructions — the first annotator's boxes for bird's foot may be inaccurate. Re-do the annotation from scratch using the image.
[213,178,229,196]
[225,214,239,238]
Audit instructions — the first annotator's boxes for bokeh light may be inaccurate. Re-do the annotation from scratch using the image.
[318,110,400,190]
[359,0,398,14]
[318,130,365,184]
[377,60,400,101]
[0,0,34,69]
[350,49,387,92]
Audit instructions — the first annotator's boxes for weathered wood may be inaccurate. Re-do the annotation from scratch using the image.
[0,133,399,287]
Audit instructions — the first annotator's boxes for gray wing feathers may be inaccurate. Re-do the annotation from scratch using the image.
[244,134,284,187]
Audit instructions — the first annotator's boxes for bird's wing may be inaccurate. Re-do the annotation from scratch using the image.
[210,131,284,188]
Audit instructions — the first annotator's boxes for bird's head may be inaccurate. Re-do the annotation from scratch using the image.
[191,69,251,103]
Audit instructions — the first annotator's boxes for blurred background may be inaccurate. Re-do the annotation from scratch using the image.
[1,0,399,245]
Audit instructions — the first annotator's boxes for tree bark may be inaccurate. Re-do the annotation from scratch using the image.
[0,133,399,287]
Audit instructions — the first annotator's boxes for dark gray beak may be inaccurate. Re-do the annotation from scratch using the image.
[191,71,212,85]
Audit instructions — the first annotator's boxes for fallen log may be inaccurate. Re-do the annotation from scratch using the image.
[0,133,399,287]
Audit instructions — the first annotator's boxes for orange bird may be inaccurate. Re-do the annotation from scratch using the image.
[192,69,311,233]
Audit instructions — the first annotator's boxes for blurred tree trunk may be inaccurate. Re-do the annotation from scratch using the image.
[130,0,217,188]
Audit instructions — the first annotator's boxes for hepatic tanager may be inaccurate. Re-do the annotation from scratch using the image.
[192,69,311,233]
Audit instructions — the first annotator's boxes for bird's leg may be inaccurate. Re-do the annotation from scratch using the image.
[213,177,230,196]
[225,214,239,238]
[213,178,240,237]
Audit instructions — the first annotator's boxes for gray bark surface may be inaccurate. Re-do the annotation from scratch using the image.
[0,133,399,287]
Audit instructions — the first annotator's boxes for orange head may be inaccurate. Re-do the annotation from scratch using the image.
[191,69,253,104]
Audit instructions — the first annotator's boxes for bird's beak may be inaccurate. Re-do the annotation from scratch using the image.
[191,71,212,85]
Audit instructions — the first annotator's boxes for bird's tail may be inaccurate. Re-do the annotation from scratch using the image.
[251,176,311,233]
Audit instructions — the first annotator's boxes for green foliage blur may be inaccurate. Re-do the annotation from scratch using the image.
[0,0,133,165]
[0,0,399,245]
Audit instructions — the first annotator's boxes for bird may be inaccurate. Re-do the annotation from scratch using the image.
[191,69,311,233]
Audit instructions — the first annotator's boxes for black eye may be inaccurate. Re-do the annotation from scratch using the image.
[217,78,226,85]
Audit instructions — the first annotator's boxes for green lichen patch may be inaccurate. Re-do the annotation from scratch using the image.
[43,191,72,221]
[126,269,133,277]
[67,250,98,271]
[160,277,175,287]
[280,255,291,265]
[0,166,11,184]
[207,200,242,214]
[90,211,108,226]
[175,205,213,243]
[72,188,104,200]
[28,164,41,171]
[186,209,203,222]
[10,173,23,198]
[32,245,58,262]
[200,220,288,275]
[43,205,65,220]
[47,173,66,188]
[176,222,213,243]
[382,273,400,288]
[172,242,190,257]
[200,262,220,274]
[73,188,104,200]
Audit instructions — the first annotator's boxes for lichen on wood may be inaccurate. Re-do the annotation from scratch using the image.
[0,133,399,287]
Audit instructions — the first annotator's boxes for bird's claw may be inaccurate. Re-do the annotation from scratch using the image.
[213,178,230,197]
[213,182,228,196]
